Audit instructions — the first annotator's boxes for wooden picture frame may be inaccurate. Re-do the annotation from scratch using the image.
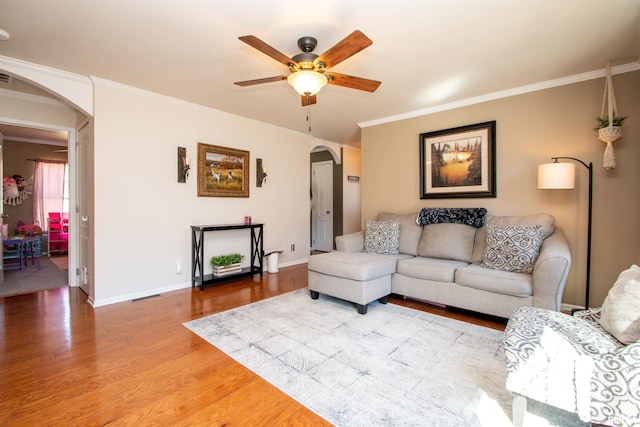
[419,121,496,199]
[197,143,250,197]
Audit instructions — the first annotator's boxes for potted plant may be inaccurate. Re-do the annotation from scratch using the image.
[595,115,627,143]
[210,253,244,276]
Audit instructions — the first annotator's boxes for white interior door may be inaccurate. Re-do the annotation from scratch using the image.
[311,160,333,252]
[77,121,91,296]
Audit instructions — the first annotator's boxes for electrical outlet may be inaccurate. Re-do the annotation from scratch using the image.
[291,243,295,251]
[176,261,183,274]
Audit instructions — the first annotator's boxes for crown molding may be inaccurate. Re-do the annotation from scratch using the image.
[359,61,640,129]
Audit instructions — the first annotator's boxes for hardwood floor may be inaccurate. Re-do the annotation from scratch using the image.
[0,263,506,425]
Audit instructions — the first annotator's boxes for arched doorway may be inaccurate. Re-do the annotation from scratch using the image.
[0,57,93,296]
[310,145,343,252]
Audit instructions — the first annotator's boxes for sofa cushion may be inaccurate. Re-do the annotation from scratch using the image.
[377,212,422,256]
[472,213,555,262]
[396,257,469,282]
[308,251,411,282]
[480,224,543,274]
[417,223,477,262]
[599,265,640,344]
[335,231,365,253]
[456,264,533,297]
[364,220,400,255]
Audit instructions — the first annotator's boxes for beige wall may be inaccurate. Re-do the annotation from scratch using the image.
[361,70,640,308]
[342,145,362,234]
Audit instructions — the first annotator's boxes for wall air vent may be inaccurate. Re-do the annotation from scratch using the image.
[0,73,13,84]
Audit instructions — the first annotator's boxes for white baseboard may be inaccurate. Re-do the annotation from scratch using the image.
[91,280,192,308]
[276,258,309,269]
[561,302,588,313]
[90,260,310,308]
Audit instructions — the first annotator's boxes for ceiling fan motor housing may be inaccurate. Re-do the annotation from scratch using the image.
[297,36,317,52]
[293,36,321,70]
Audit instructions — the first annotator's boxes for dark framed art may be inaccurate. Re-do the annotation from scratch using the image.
[197,143,250,197]
[419,121,496,199]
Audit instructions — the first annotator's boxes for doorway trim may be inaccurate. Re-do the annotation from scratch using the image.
[0,116,78,287]
[311,144,341,164]
[0,56,93,290]
[0,56,93,116]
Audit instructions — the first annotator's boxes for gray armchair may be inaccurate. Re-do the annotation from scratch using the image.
[504,306,640,427]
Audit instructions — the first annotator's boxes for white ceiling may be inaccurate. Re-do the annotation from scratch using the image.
[0,0,639,147]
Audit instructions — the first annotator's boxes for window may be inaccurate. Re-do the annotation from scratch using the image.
[33,161,68,228]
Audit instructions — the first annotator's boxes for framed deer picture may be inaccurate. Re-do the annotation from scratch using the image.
[197,143,250,198]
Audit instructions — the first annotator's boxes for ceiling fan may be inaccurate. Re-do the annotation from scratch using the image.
[234,30,381,106]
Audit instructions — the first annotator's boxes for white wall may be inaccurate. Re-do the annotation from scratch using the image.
[92,79,312,305]
[0,89,77,127]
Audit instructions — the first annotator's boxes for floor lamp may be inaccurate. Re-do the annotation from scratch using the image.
[538,157,593,310]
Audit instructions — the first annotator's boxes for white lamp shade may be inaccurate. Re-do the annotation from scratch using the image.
[287,71,328,96]
[538,162,575,189]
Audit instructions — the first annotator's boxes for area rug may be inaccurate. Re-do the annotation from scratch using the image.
[1,256,68,297]
[184,289,586,427]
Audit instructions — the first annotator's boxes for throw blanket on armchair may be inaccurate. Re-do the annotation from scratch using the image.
[416,207,487,227]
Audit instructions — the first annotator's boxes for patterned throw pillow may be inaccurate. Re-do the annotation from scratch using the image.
[599,265,640,344]
[481,224,543,274]
[364,220,400,255]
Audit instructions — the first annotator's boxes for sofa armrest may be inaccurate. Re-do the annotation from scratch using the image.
[335,231,365,252]
[532,227,572,311]
[590,341,640,427]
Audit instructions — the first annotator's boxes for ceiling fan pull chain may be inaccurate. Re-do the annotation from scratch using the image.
[307,103,312,132]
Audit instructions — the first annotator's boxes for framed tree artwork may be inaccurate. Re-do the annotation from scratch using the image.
[419,121,496,199]
[197,143,250,197]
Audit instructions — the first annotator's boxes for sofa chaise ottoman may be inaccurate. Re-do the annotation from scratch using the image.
[308,209,571,317]
[308,250,412,314]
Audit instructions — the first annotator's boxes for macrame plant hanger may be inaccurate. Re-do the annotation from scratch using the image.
[598,62,622,169]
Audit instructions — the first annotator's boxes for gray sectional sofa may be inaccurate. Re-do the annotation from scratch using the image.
[308,211,571,318]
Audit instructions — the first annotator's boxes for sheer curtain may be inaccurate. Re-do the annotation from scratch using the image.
[33,161,68,228]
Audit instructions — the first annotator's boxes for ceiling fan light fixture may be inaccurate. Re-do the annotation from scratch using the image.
[287,70,328,96]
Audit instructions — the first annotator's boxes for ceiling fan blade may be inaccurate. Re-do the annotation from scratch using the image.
[239,35,297,68]
[301,94,317,106]
[314,30,372,69]
[325,73,381,92]
[234,76,287,86]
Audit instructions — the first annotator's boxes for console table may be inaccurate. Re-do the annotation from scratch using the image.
[191,223,264,290]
